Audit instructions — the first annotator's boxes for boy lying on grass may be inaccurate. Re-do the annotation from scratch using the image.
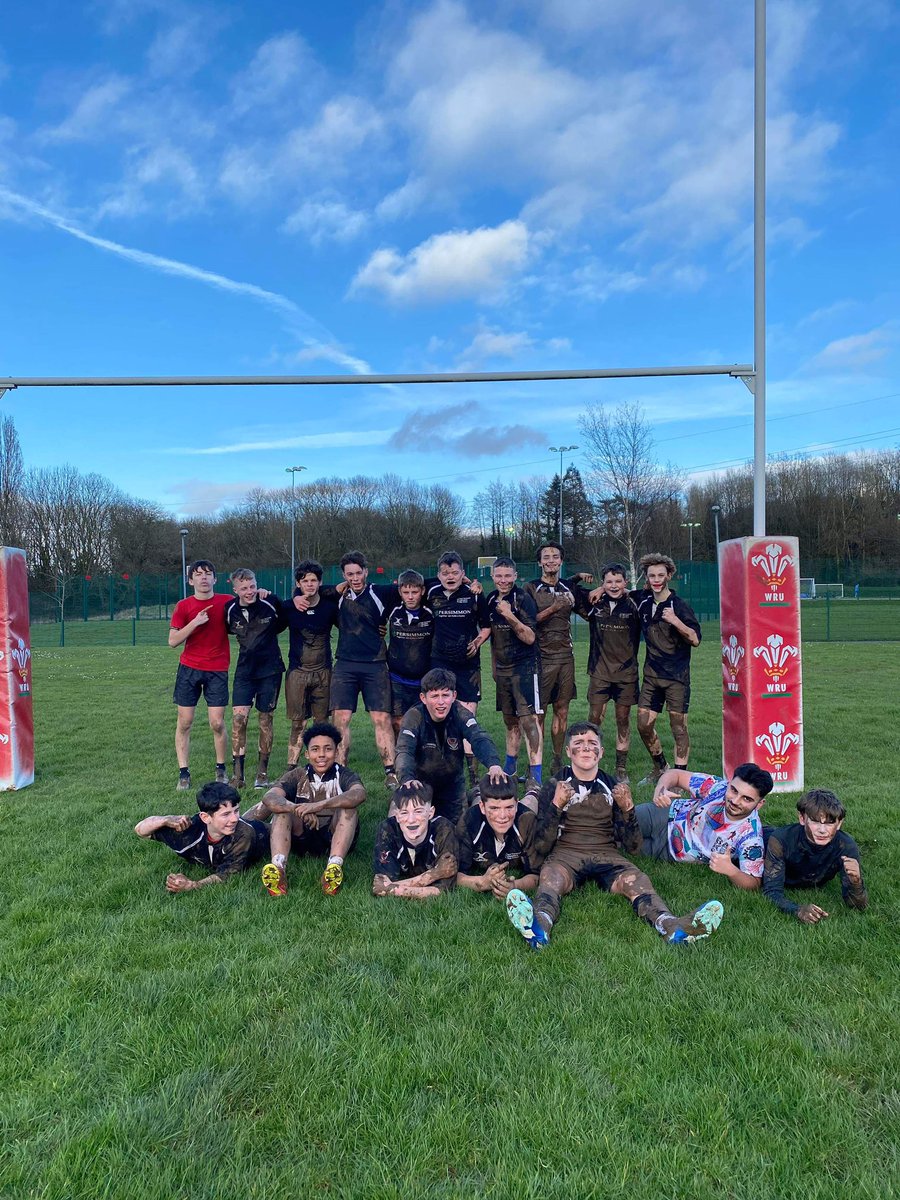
[456,773,542,899]
[135,781,268,893]
[372,782,458,900]
[763,788,868,923]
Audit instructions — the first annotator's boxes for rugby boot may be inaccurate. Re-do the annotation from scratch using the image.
[261,862,288,897]
[506,888,550,951]
[321,862,344,896]
[665,900,724,945]
[176,771,191,792]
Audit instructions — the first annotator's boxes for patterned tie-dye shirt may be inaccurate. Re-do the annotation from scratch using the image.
[667,773,764,877]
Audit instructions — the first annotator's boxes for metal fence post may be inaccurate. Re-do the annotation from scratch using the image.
[825,593,831,641]
[132,617,137,646]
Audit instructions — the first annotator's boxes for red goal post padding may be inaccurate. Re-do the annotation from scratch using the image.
[720,536,804,794]
[0,547,34,789]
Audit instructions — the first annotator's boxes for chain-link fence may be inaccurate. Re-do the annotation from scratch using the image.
[26,559,900,648]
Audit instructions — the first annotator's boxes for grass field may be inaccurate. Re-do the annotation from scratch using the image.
[2,633,898,1199]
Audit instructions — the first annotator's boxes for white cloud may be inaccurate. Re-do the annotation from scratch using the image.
[350,219,530,304]
[166,430,391,455]
[97,142,204,220]
[808,324,898,372]
[282,196,369,244]
[230,33,323,116]
[457,327,533,368]
[166,478,267,517]
[38,77,133,143]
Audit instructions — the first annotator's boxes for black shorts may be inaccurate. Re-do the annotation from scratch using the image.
[639,676,691,714]
[540,657,576,708]
[495,662,542,719]
[430,658,481,704]
[430,777,467,825]
[232,670,283,712]
[588,672,639,708]
[330,660,391,714]
[290,812,361,858]
[173,664,229,708]
[391,679,422,719]
[245,818,271,861]
[285,667,331,723]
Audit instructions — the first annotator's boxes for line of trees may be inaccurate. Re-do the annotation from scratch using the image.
[1,410,896,605]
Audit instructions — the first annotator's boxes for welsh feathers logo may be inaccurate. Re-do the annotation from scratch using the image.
[722,634,745,691]
[754,721,800,768]
[752,634,799,679]
[11,638,31,698]
[750,542,795,588]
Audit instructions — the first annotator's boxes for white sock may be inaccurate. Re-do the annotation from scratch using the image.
[273,853,286,869]
[327,855,343,867]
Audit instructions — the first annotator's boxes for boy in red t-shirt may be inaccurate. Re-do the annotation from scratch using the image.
[169,560,232,791]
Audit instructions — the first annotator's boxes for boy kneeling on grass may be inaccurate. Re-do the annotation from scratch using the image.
[763,788,868,923]
[135,781,268,893]
[372,782,458,899]
[245,721,366,898]
[456,773,542,899]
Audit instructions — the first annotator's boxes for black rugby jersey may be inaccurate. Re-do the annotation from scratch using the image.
[634,589,701,684]
[335,583,398,663]
[456,803,541,876]
[762,824,867,915]
[283,590,339,672]
[425,580,489,665]
[372,816,458,891]
[225,595,286,677]
[151,815,265,878]
[572,588,642,681]
[487,585,538,670]
[524,577,580,663]
[534,766,641,858]
[387,604,435,684]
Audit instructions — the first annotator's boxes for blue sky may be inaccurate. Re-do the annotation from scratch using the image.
[1,0,898,517]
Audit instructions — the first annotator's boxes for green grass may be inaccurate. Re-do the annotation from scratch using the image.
[1,635,898,1199]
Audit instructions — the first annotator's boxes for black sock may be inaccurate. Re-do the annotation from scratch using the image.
[179,766,190,778]
[384,763,395,773]
[217,761,227,773]
[652,753,668,770]
[616,750,628,769]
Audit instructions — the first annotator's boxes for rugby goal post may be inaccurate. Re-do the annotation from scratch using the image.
[816,583,844,599]
[799,577,815,599]
[477,556,497,576]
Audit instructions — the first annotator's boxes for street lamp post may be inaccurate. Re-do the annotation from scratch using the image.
[711,504,721,546]
[285,465,307,583]
[506,526,515,558]
[548,445,578,547]
[681,521,701,561]
[179,529,188,598]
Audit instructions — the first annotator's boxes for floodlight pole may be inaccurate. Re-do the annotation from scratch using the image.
[285,465,306,583]
[179,529,188,599]
[753,0,767,536]
[549,444,578,547]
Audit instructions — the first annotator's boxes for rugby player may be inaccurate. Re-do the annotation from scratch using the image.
[225,568,287,790]
[372,782,459,900]
[634,763,773,889]
[523,542,591,775]
[506,723,724,950]
[168,559,232,791]
[320,551,399,787]
[425,551,491,784]
[283,559,339,769]
[573,562,642,783]
[487,557,543,785]
[456,772,542,898]
[248,722,366,897]
[633,554,702,785]
[763,788,867,922]
[395,667,504,823]
[387,570,435,735]
[135,781,268,892]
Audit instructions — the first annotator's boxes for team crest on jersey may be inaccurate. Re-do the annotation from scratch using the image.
[447,737,459,750]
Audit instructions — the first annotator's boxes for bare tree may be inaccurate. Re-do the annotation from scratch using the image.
[578,398,682,581]
[0,414,24,547]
